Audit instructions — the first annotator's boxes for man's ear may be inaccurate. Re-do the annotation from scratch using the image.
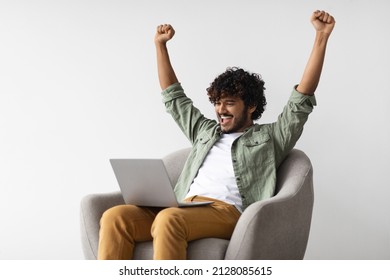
[248,105,257,114]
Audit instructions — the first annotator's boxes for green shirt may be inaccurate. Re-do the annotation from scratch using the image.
[162,83,316,211]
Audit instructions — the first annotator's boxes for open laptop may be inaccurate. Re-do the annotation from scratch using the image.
[110,159,213,208]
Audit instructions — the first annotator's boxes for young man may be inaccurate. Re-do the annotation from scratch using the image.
[98,10,335,260]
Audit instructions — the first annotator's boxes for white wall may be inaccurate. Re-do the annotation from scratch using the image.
[0,0,389,259]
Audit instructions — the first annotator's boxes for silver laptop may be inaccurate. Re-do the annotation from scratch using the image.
[110,159,213,208]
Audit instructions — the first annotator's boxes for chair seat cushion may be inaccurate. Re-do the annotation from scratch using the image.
[133,238,229,260]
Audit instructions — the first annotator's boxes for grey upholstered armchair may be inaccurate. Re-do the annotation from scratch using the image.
[80,148,314,260]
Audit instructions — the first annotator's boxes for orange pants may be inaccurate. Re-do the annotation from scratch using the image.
[98,196,241,260]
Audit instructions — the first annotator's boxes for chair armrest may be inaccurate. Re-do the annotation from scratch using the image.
[225,151,314,260]
[80,191,124,259]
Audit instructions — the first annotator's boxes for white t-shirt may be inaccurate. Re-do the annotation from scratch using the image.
[185,132,243,212]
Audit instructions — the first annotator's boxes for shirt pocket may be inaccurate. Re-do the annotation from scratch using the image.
[196,131,212,145]
[242,132,270,147]
[242,132,274,165]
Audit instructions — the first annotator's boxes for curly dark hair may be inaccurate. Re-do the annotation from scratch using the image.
[207,67,266,120]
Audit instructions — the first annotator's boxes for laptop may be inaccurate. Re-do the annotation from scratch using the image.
[110,159,213,208]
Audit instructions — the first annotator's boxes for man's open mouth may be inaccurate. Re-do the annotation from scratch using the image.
[220,115,233,124]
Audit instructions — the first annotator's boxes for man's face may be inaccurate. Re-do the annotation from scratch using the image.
[214,96,255,134]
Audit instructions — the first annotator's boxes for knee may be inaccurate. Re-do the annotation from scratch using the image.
[100,205,129,230]
[151,208,186,237]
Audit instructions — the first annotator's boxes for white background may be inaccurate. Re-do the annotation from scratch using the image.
[0,0,389,259]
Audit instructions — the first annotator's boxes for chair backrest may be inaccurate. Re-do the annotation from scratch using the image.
[275,149,313,197]
[162,147,192,187]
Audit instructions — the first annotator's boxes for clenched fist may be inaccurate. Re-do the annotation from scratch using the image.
[155,24,175,44]
[311,10,336,35]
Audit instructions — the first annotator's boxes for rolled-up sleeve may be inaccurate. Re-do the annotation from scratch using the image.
[161,83,185,103]
[290,85,317,107]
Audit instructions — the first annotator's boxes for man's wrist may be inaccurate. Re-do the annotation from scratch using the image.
[314,31,330,46]
[155,40,168,48]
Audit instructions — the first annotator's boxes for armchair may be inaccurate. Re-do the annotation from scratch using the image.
[80,148,314,259]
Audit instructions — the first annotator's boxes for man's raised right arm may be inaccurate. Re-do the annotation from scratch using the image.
[155,24,179,90]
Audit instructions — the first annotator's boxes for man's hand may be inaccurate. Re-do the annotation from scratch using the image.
[155,24,175,44]
[311,10,335,35]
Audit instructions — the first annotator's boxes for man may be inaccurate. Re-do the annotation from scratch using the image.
[98,10,335,260]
